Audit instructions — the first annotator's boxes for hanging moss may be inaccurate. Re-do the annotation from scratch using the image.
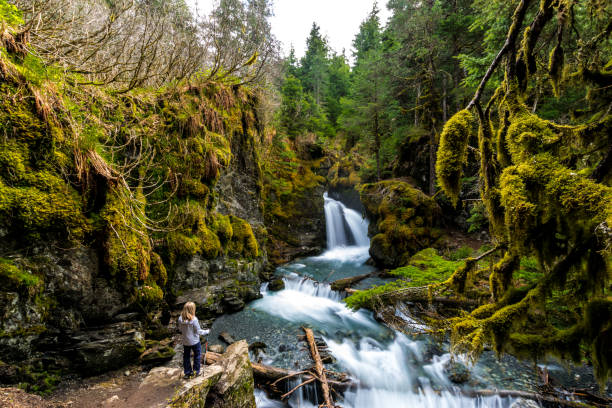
[548,44,564,96]
[101,187,152,284]
[227,216,259,259]
[489,252,519,300]
[435,109,474,206]
[212,213,233,243]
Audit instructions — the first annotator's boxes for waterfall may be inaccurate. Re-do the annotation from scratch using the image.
[323,192,369,249]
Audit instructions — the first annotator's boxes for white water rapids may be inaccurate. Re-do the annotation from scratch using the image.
[252,194,514,408]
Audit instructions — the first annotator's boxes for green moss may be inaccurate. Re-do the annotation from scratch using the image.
[0,257,41,294]
[228,216,259,259]
[167,232,201,263]
[390,248,466,286]
[345,248,464,310]
[149,252,167,286]
[135,282,164,306]
[435,109,474,206]
[359,180,442,268]
[198,225,221,258]
[0,177,88,241]
[101,187,151,283]
[212,213,233,242]
[0,0,23,26]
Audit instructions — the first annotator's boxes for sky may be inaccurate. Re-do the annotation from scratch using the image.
[188,0,391,59]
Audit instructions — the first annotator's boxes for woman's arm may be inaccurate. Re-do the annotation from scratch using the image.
[193,318,210,337]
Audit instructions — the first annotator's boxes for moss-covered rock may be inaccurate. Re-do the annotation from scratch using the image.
[360,180,443,268]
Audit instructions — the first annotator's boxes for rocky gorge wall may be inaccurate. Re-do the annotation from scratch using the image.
[0,26,272,392]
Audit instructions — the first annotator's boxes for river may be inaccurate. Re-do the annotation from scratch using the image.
[209,193,596,408]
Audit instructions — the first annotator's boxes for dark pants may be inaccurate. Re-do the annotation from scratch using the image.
[183,341,201,375]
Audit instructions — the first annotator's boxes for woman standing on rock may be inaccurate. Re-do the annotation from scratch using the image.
[178,301,210,379]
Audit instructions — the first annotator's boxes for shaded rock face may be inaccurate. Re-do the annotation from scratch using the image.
[63,322,145,375]
[328,187,363,214]
[360,180,443,268]
[215,123,265,230]
[266,182,326,265]
[0,246,134,376]
[172,257,263,319]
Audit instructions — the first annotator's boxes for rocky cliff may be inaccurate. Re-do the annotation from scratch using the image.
[0,28,269,392]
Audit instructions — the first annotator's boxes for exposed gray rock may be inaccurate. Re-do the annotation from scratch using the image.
[66,322,145,375]
[173,257,263,319]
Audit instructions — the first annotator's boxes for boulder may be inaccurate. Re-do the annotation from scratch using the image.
[206,340,256,408]
[66,322,145,375]
[443,360,470,384]
[208,344,225,354]
[360,180,443,268]
[173,259,263,319]
[267,278,285,292]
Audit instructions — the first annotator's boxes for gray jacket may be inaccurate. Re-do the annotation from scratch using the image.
[178,315,210,346]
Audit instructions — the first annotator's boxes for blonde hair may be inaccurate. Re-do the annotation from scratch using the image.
[181,301,196,321]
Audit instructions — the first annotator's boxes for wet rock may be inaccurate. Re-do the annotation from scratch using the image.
[248,342,267,352]
[219,332,236,345]
[66,322,145,375]
[267,278,285,291]
[443,360,470,384]
[208,344,225,354]
[277,344,288,352]
[510,398,541,408]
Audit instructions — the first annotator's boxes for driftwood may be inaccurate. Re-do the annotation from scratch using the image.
[205,351,352,393]
[303,327,335,408]
[330,272,373,291]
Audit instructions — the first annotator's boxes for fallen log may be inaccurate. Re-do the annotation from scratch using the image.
[205,351,352,392]
[346,286,479,306]
[330,272,373,291]
[303,327,335,408]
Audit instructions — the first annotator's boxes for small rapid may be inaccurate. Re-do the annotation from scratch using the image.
[211,194,541,407]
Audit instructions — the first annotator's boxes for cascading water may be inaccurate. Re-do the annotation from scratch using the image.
[323,192,369,248]
[211,193,542,408]
[319,193,371,263]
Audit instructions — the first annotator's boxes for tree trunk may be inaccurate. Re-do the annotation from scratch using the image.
[330,272,373,291]
[303,327,334,408]
[429,128,436,196]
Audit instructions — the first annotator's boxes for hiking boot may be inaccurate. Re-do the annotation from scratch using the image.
[184,373,194,379]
